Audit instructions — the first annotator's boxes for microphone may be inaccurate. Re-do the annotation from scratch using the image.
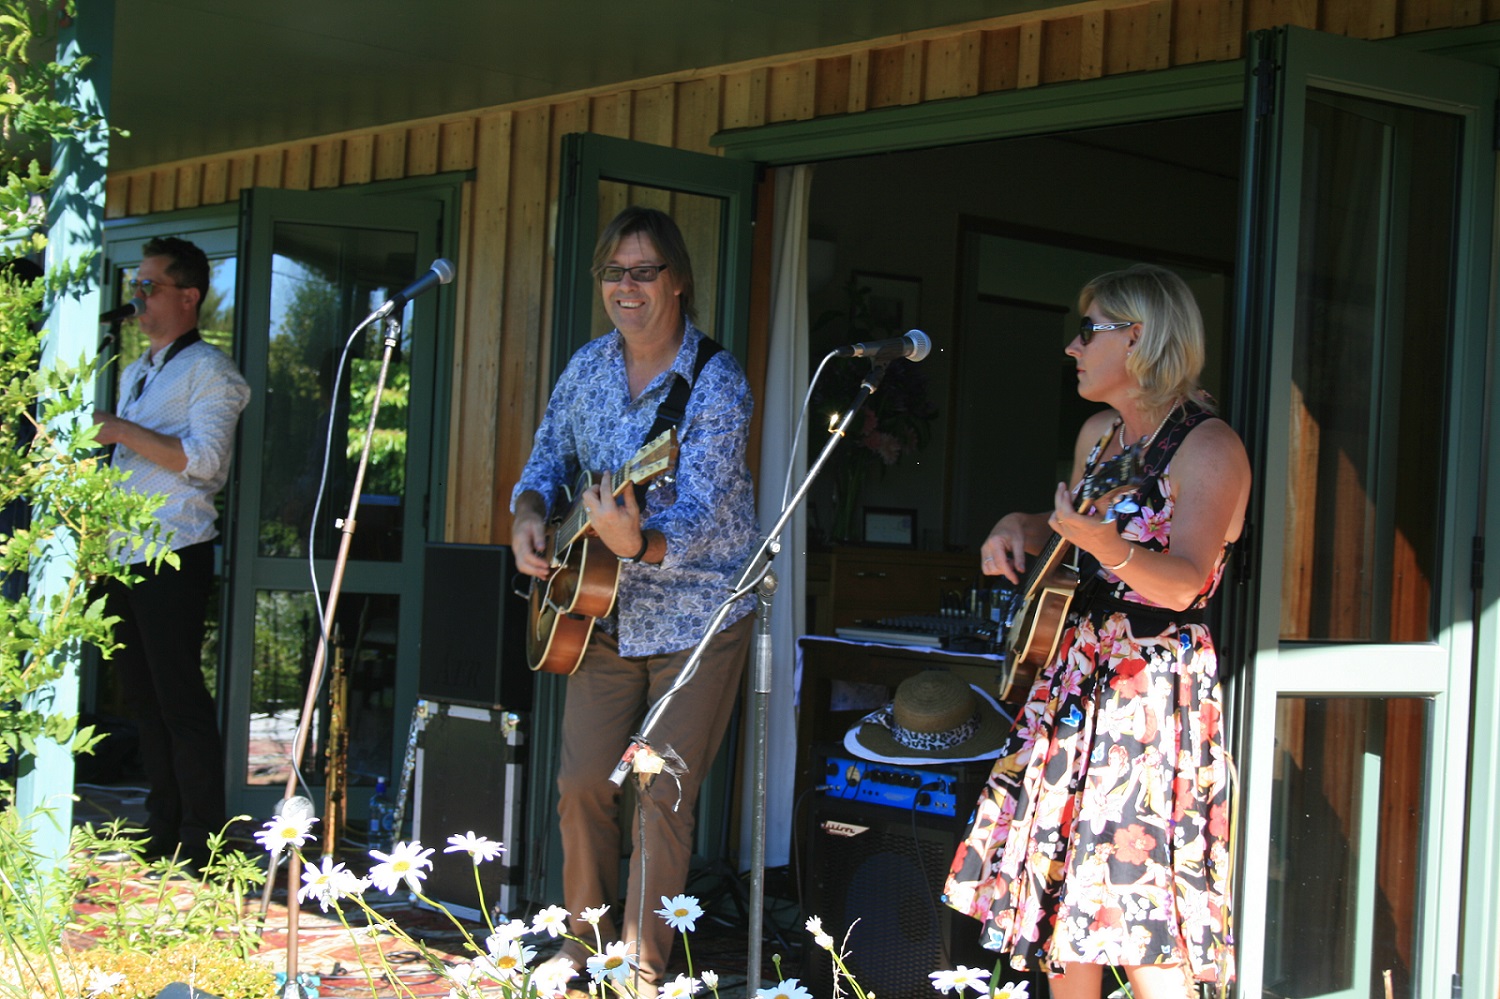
[368,258,456,322]
[99,298,145,323]
[832,329,932,363]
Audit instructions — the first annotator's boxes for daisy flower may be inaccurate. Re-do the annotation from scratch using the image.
[84,969,126,998]
[299,856,367,911]
[532,904,570,937]
[368,840,435,895]
[484,938,537,982]
[254,812,317,859]
[661,974,700,998]
[755,980,812,999]
[655,893,704,933]
[444,831,505,865]
[530,957,578,997]
[586,941,637,984]
[701,970,719,991]
[487,917,533,947]
[804,916,834,951]
[929,966,991,995]
[580,904,610,925]
[992,983,1031,999]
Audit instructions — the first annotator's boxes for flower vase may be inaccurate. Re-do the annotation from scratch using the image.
[830,461,865,543]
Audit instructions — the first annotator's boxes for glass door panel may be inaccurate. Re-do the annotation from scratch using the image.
[1234,26,1493,999]
[257,223,418,561]
[1282,94,1457,643]
[1265,696,1427,999]
[225,188,444,823]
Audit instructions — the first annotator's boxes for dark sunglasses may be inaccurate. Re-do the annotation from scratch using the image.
[127,278,187,297]
[596,264,669,283]
[1078,318,1136,346]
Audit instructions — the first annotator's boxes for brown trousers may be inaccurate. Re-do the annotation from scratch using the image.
[554,613,754,985]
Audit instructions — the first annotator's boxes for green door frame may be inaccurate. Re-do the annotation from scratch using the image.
[1231,26,1495,999]
[226,187,445,821]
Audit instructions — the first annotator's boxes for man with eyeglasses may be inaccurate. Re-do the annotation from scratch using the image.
[511,207,757,994]
[93,236,250,875]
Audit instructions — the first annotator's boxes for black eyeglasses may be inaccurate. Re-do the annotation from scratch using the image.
[596,264,669,283]
[127,278,186,297]
[1078,318,1136,345]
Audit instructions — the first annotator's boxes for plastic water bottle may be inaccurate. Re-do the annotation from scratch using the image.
[368,776,394,854]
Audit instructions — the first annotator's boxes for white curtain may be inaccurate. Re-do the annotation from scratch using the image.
[738,164,814,870]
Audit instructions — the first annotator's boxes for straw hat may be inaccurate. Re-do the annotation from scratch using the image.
[844,670,1011,765]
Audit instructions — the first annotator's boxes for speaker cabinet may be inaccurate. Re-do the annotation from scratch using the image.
[412,699,525,918]
[802,794,992,999]
[418,543,531,709]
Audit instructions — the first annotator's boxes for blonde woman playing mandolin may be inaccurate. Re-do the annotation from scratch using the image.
[945,264,1249,999]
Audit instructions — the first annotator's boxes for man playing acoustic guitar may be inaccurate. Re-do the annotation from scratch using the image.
[510,207,757,995]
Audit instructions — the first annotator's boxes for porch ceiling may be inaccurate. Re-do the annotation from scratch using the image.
[111,0,1080,173]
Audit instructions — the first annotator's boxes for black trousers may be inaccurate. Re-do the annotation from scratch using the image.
[101,540,225,859]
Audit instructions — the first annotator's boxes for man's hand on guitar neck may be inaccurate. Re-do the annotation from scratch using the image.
[581,468,655,565]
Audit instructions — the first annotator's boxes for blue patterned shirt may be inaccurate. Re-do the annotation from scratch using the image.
[512,321,758,657]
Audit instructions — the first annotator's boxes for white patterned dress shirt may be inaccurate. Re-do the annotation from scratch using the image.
[112,335,250,564]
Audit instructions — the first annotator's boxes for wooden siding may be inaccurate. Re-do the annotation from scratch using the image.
[103,0,1500,545]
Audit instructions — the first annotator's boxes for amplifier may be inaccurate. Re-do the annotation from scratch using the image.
[820,754,973,818]
[412,700,525,918]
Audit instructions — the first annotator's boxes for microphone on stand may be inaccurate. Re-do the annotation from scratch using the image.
[99,298,145,324]
[832,329,932,363]
[366,258,456,323]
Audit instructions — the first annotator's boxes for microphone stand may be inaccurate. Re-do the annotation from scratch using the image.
[263,312,403,988]
[606,362,891,990]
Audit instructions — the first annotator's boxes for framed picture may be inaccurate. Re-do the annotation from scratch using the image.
[853,272,921,334]
[863,506,917,547]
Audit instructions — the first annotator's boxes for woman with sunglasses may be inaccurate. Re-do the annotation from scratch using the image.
[944,263,1248,998]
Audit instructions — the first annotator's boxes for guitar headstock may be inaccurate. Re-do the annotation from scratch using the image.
[1075,444,1146,514]
[617,428,679,492]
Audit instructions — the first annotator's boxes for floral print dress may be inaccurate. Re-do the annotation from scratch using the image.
[943,402,1235,984]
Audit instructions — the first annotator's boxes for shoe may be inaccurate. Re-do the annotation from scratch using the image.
[92,849,134,863]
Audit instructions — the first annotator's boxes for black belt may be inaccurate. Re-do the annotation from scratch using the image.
[1080,590,1206,628]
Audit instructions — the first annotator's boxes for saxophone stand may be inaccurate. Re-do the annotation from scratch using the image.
[262,312,408,998]
[607,362,891,991]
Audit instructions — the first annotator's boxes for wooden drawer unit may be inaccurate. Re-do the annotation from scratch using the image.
[805,547,979,633]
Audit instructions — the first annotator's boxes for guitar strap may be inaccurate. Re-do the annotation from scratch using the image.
[634,336,722,506]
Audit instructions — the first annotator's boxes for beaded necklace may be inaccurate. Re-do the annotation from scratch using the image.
[1117,400,1180,455]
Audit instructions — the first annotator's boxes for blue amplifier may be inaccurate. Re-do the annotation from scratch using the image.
[819,754,972,817]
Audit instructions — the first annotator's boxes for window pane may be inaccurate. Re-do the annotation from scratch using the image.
[1265,696,1426,999]
[257,223,417,560]
[246,589,399,790]
[1281,94,1458,641]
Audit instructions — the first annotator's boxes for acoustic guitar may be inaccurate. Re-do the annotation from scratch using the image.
[997,445,1146,702]
[526,429,678,675]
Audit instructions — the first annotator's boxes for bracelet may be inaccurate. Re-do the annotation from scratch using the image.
[1101,545,1134,572]
[620,532,651,564]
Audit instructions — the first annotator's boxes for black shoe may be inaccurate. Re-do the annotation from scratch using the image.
[93,849,134,863]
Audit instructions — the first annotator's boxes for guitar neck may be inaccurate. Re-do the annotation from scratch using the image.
[553,465,637,556]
